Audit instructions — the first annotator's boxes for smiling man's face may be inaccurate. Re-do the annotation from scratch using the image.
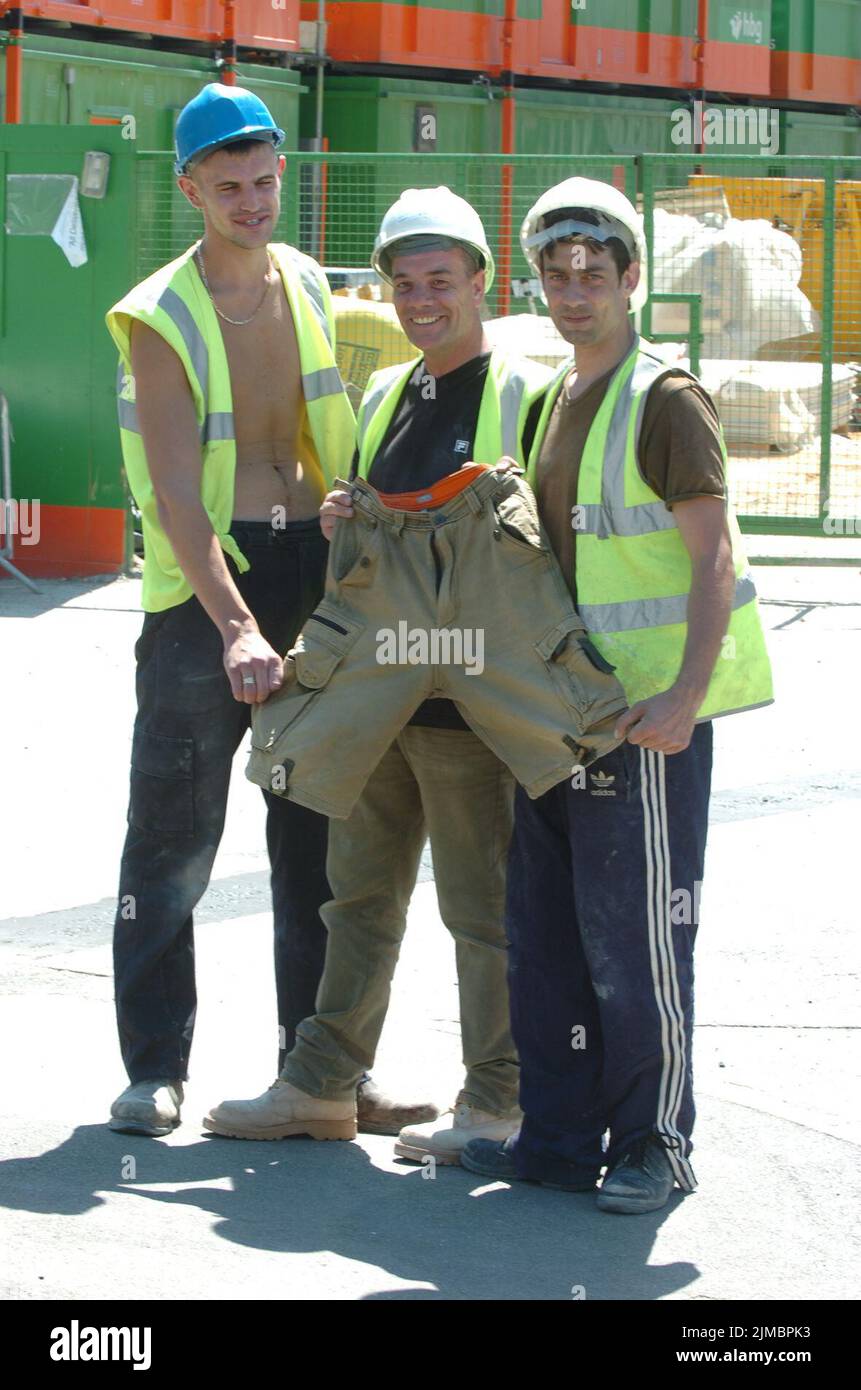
[179,142,284,249]
[389,245,485,357]
[541,238,639,349]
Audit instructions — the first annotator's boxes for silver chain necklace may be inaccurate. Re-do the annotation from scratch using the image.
[195,242,274,326]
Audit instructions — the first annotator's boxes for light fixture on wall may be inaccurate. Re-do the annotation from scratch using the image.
[81,151,111,199]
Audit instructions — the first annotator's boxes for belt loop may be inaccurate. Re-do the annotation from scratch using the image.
[464,487,484,517]
[391,510,406,537]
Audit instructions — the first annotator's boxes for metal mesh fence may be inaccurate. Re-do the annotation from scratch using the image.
[134,150,861,537]
[641,154,861,536]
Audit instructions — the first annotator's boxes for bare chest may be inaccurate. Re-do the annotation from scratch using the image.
[218,281,304,447]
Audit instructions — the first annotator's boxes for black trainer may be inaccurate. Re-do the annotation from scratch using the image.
[461,1137,597,1192]
[597,1133,676,1214]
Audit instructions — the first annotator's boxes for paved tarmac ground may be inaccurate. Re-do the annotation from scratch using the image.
[0,559,859,1301]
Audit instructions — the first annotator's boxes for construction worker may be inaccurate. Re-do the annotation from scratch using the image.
[460,178,773,1211]
[105,83,387,1138]
[204,188,553,1160]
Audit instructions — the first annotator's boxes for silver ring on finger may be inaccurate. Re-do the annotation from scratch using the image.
[242,676,256,687]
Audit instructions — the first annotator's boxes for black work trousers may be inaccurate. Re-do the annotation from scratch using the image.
[113,519,330,1084]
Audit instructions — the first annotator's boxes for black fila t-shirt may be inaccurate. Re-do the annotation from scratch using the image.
[367,352,492,494]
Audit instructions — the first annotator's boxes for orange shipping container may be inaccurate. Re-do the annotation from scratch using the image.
[303,1,762,96]
[11,2,299,52]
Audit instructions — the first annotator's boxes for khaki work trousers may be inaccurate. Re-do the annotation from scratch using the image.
[248,464,628,819]
[281,724,519,1114]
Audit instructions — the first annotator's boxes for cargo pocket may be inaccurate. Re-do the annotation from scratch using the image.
[129,730,194,838]
[536,614,627,728]
[490,493,548,558]
[248,599,365,794]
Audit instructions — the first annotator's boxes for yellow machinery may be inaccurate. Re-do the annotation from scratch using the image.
[332,297,413,409]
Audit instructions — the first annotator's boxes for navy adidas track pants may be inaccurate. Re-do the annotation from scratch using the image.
[504,723,713,1192]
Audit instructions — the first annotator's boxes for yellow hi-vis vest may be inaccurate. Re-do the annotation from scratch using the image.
[355,348,553,476]
[107,242,356,612]
[527,337,774,721]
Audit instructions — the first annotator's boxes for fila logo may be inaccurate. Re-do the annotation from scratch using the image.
[453,439,470,454]
[590,770,617,797]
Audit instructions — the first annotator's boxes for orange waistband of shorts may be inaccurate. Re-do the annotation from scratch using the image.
[376,463,489,512]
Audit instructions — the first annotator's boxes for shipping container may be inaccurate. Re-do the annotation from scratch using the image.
[312,74,860,163]
[516,0,702,91]
[0,33,302,150]
[771,0,861,105]
[307,74,497,155]
[301,1,774,97]
[781,109,861,159]
[299,1,502,74]
[704,0,773,94]
[7,2,300,53]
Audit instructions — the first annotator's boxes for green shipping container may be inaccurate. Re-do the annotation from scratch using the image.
[0,34,301,152]
[780,109,861,160]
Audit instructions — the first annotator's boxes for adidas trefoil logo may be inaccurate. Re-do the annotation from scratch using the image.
[590,770,617,797]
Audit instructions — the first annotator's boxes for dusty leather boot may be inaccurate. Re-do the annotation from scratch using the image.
[356,1076,440,1136]
[203,1078,356,1141]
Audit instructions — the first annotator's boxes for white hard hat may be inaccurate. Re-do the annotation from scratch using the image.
[372,186,495,292]
[520,177,648,311]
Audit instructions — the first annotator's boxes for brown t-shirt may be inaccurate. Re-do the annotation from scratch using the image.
[536,366,726,601]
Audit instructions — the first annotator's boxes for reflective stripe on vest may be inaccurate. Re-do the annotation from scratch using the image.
[116,362,235,444]
[292,252,332,349]
[579,570,758,635]
[499,369,527,461]
[285,250,351,403]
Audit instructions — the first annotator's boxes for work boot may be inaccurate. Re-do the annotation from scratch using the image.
[356,1076,440,1137]
[394,1100,520,1166]
[203,1078,356,1142]
[109,1079,184,1138]
[461,1136,597,1192]
[597,1134,676,1214]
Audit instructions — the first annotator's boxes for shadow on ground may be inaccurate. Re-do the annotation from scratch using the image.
[0,574,138,620]
[0,1125,697,1300]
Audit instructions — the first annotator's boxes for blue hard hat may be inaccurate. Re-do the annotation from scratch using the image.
[174,83,285,176]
